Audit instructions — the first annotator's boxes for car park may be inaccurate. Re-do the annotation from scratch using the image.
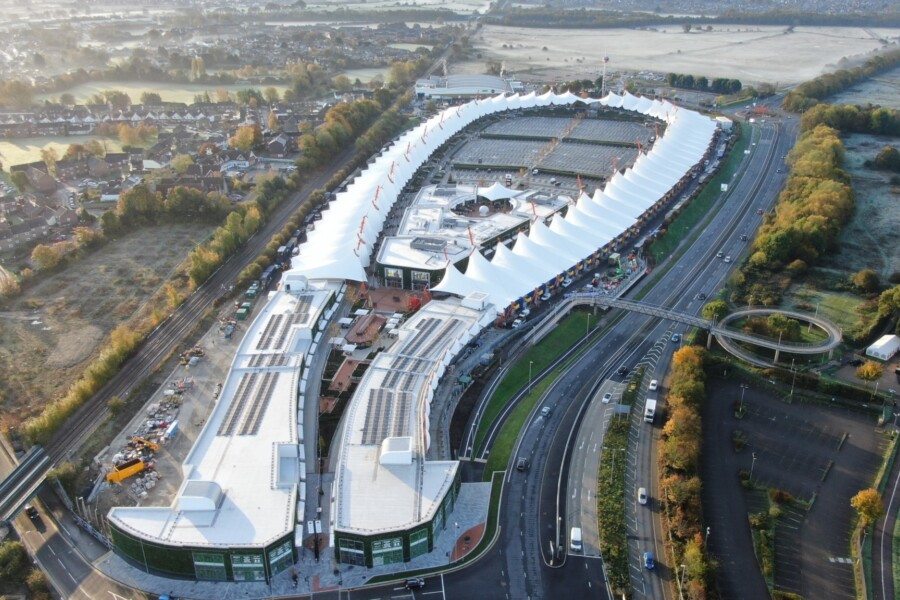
[637,487,648,505]
[540,406,552,418]
[648,379,658,391]
[671,333,681,343]
[516,457,529,471]
[602,392,613,403]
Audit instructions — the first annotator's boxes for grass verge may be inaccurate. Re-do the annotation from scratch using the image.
[597,415,630,593]
[648,123,752,265]
[473,311,595,454]
[481,374,560,480]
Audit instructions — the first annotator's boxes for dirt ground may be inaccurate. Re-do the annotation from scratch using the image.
[454,25,900,87]
[0,223,214,427]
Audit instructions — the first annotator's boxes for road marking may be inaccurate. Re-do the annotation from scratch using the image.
[829,557,853,564]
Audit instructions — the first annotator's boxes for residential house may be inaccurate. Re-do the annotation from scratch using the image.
[266,134,294,158]
[55,158,90,181]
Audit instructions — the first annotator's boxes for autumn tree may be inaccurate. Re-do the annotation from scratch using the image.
[856,360,883,384]
[40,147,59,175]
[701,300,728,321]
[851,269,880,293]
[851,488,884,527]
[10,170,28,192]
[263,86,280,104]
[171,154,194,174]
[31,244,64,270]
[267,110,279,131]
[229,124,263,152]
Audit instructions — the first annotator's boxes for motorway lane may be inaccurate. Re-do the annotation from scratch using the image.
[566,382,620,558]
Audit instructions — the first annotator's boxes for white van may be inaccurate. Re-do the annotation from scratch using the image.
[570,527,583,553]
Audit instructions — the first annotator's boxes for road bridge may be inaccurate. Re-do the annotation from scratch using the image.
[0,446,49,522]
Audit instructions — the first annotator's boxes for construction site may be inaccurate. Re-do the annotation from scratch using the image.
[87,293,262,526]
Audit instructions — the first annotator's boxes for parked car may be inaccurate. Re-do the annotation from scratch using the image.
[643,551,655,570]
[637,487,649,505]
[648,379,658,391]
[671,333,682,343]
[25,505,39,520]
[561,278,573,288]
[602,392,613,403]
[540,292,552,301]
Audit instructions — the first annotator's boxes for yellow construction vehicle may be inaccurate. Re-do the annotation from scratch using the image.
[130,436,160,452]
[106,458,147,484]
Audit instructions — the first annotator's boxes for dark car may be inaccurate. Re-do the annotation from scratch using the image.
[695,293,707,301]
[516,457,529,471]
[671,333,682,343]
[740,234,749,241]
[406,578,425,589]
[617,365,629,376]
[25,505,39,520]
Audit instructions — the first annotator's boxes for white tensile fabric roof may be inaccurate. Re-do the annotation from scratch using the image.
[288,90,717,312]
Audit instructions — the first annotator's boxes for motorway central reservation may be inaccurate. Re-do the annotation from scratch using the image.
[107,90,721,581]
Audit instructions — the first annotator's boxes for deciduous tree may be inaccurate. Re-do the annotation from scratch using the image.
[851,488,883,527]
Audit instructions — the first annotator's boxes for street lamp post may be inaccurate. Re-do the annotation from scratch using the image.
[750,452,758,483]
[528,360,534,394]
[739,383,749,413]
[679,564,687,600]
[705,526,711,545]
[789,358,797,400]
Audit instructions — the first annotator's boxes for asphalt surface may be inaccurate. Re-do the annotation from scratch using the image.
[702,378,887,600]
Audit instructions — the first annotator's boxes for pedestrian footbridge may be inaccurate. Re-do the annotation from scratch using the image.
[567,294,841,365]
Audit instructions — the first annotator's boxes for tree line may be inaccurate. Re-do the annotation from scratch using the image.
[665,72,743,95]
[782,48,900,113]
[799,102,900,136]
[658,346,712,600]
[733,124,853,306]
